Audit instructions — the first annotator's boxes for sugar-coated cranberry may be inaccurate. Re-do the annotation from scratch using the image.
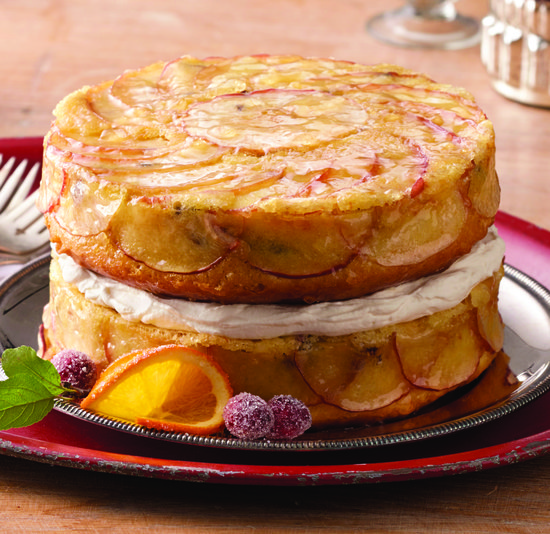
[223,392,274,440]
[51,349,97,393]
[266,395,312,440]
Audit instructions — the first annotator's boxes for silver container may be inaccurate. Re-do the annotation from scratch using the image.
[482,0,550,107]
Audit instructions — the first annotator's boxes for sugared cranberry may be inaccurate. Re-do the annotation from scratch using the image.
[266,395,312,440]
[51,349,97,393]
[223,392,274,440]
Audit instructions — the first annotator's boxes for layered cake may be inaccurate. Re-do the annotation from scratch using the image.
[38,55,504,430]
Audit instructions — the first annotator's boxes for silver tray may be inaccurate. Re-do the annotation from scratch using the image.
[1,256,550,452]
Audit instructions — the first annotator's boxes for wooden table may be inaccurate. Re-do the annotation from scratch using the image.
[1,0,550,531]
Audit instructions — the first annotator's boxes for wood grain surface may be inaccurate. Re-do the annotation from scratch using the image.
[1,0,550,531]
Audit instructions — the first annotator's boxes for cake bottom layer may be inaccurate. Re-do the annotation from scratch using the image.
[40,258,505,430]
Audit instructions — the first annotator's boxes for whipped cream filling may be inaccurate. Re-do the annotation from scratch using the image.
[57,226,505,339]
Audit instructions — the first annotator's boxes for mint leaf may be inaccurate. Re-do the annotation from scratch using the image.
[0,346,72,430]
[0,374,56,430]
[2,346,64,396]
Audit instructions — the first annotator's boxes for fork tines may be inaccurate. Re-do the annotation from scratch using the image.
[0,157,41,214]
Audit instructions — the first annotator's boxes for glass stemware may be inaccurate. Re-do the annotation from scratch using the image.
[366,1,481,50]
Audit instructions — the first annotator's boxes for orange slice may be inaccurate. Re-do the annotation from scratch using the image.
[80,345,233,435]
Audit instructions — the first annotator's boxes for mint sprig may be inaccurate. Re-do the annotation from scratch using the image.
[0,346,73,430]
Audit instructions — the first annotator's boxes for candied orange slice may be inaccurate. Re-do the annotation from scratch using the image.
[80,345,233,435]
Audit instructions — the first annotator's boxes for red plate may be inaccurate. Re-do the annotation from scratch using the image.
[0,137,549,485]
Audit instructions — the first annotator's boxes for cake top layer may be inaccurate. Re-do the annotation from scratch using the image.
[47,55,494,212]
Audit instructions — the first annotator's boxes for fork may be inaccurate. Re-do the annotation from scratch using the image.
[0,157,50,262]
[0,156,40,214]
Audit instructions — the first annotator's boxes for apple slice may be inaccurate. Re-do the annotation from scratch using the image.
[468,159,500,219]
[295,338,410,411]
[53,86,114,141]
[207,344,321,406]
[471,274,504,352]
[38,144,66,214]
[399,103,478,141]
[109,198,241,273]
[157,57,208,96]
[109,61,163,109]
[242,212,356,278]
[357,83,484,118]
[157,56,250,100]
[477,301,504,353]
[67,137,224,178]
[182,89,366,154]
[345,85,483,154]
[395,313,482,391]
[345,81,485,123]
[53,173,123,236]
[47,124,165,163]
[86,81,147,127]
[363,188,467,267]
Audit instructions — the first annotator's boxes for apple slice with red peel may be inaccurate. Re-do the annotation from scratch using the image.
[47,125,167,163]
[183,89,366,154]
[346,85,483,151]
[109,198,241,274]
[356,83,484,120]
[173,165,285,197]
[295,338,410,411]
[37,146,66,214]
[67,137,224,176]
[242,212,356,278]
[399,102,479,140]
[395,313,482,391]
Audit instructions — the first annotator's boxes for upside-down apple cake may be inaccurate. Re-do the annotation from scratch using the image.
[38,55,504,430]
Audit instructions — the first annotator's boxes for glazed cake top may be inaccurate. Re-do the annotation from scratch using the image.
[47,55,494,213]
